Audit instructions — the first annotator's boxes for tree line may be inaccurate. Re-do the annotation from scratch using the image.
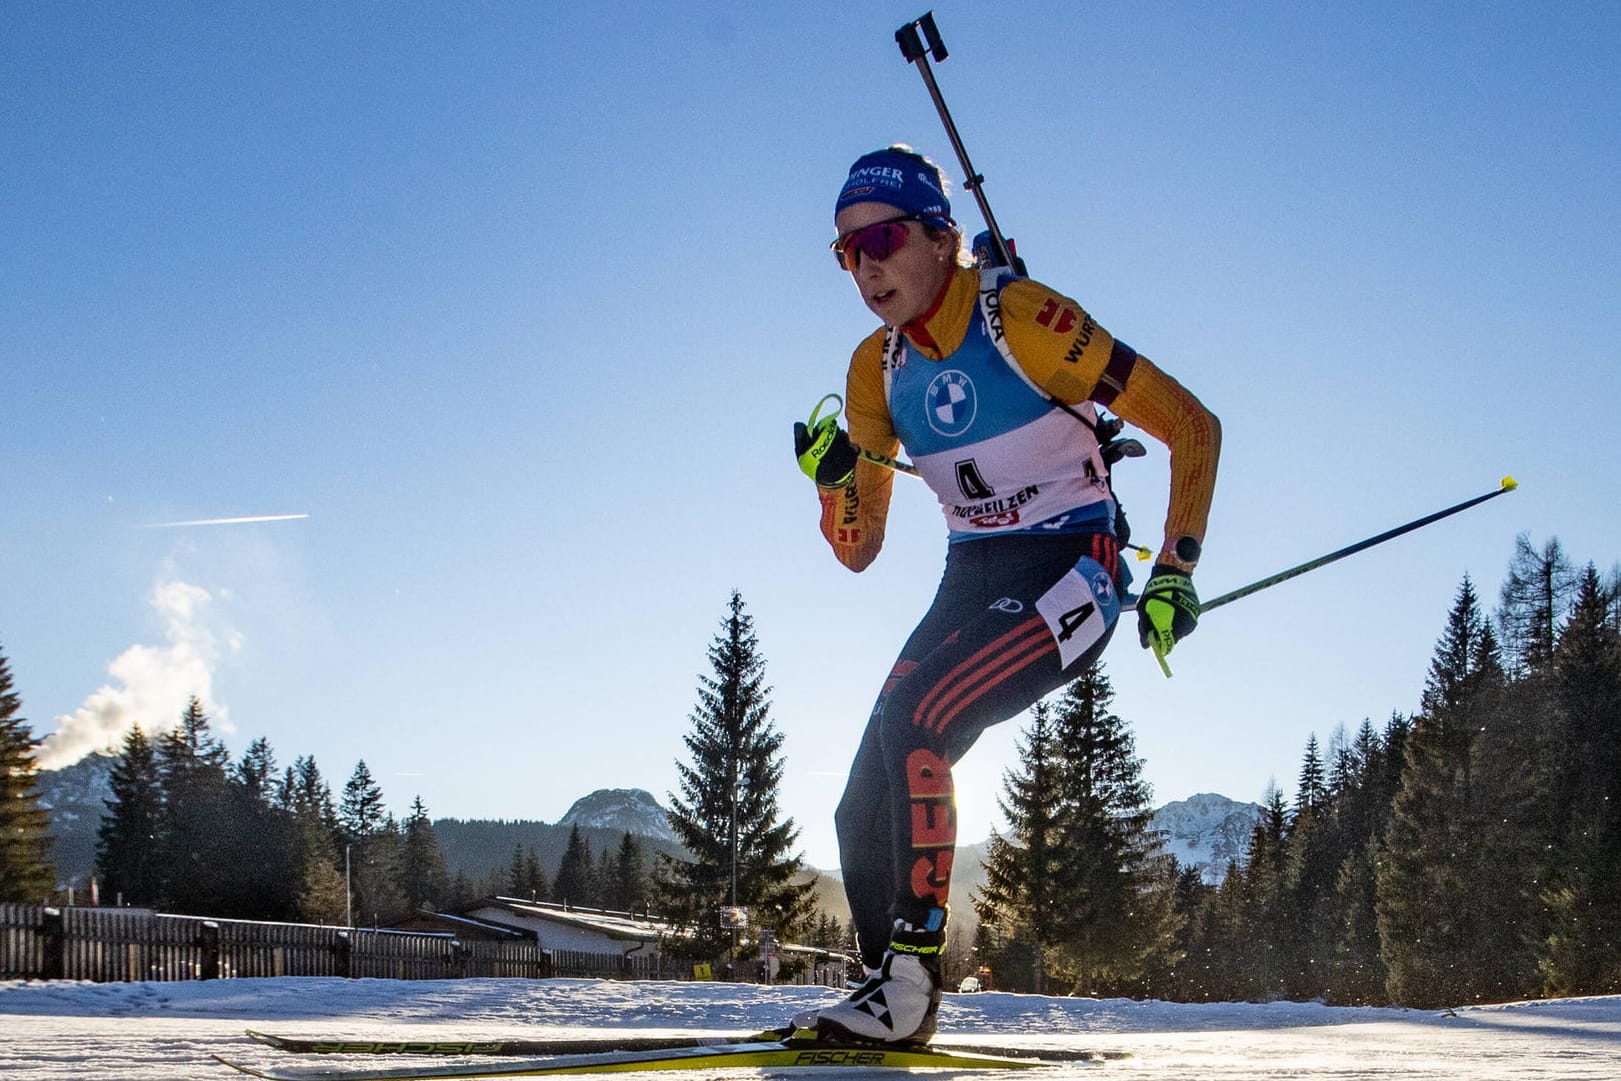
[91,699,455,923]
[12,538,1613,1003]
[973,535,1621,1006]
[0,657,660,922]
[0,590,813,955]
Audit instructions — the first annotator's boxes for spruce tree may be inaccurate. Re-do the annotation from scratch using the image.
[1283,734,1338,999]
[1377,577,1514,1006]
[339,761,405,925]
[654,591,813,961]
[400,796,450,913]
[339,760,388,838]
[1326,719,1392,1004]
[594,847,615,908]
[154,697,235,914]
[1296,735,1328,816]
[978,665,1178,996]
[1238,784,1292,999]
[284,756,346,924]
[1540,564,1621,994]
[234,737,278,802]
[553,824,596,907]
[608,832,646,913]
[96,724,165,906]
[523,847,549,902]
[1043,662,1181,996]
[506,845,548,901]
[0,646,54,902]
[975,700,1062,992]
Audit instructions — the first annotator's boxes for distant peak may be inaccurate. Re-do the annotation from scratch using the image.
[558,788,675,842]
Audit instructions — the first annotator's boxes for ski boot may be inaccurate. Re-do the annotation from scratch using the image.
[791,911,945,1045]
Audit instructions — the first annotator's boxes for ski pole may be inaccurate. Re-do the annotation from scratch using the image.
[896,12,1025,275]
[1197,476,1519,613]
[1129,477,1518,677]
[1124,477,1520,616]
[1128,476,1517,680]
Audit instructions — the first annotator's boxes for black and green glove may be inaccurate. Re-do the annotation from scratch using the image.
[1137,564,1200,673]
[793,420,859,488]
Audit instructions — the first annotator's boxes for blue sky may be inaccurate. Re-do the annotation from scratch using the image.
[4,2,1617,869]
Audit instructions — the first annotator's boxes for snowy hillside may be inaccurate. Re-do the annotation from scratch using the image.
[1151,793,1262,883]
[558,788,678,843]
[34,752,116,889]
[2,976,1618,1080]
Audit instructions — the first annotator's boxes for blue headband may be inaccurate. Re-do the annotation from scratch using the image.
[835,148,952,225]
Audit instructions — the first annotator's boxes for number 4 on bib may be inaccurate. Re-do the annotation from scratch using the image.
[1034,558,1122,668]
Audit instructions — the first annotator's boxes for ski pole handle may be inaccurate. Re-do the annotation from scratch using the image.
[805,394,920,477]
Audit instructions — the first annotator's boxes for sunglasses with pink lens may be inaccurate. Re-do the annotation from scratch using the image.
[831,215,924,271]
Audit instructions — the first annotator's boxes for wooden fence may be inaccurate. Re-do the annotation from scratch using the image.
[0,903,664,984]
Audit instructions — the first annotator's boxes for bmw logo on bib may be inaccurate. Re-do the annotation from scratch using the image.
[926,370,977,437]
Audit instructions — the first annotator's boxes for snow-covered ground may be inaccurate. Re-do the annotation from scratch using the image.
[2,977,1619,1080]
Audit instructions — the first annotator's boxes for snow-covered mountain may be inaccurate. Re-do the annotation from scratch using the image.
[1151,792,1262,883]
[35,752,117,888]
[558,788,678,843]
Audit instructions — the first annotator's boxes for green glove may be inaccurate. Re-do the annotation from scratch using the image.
[793,420,858,488]
[1137,564,1200,673]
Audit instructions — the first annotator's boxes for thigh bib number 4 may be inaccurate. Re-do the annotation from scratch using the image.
[1033,555,1122,668]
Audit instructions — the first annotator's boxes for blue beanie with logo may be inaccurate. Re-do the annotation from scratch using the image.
[835,147,952,225]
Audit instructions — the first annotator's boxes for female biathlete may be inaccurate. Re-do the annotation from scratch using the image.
[789,146,1220,1044]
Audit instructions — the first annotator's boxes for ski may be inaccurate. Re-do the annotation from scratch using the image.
[241,1028,1114,1062]
[214,1037,1089,1080]
[243,1028,789,1057]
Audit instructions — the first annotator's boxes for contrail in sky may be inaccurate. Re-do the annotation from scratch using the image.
[144,513,310,528]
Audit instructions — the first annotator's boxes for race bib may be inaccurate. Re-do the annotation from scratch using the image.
[1034,556,1121,668]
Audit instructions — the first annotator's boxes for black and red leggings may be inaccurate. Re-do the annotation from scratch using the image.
[835,530,1122,966]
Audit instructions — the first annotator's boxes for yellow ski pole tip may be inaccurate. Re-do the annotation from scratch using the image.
[1500,476,1518,491]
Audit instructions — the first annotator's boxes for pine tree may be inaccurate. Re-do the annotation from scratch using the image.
[553,824,596,907]
[0,646,54,902]
[594,847,616,908]
[653,591,814,961]
[154,697,235,914]
[523,847,550,901]
[1540,564,1621,994]
[400,796,450,914]
[1161,862,1214,1000]
[298,842,350,925]
[608,832,646,913]
[276,755,348,923]
[234,737,278,802]
[1497,534,1577,677]
[338,762,404,924]
[507,845,526,896]
[1377,577,1515,1006]
[339,760,387,839]
[975,700,1062,992]
[1238,783,1292,999]
[1284,733,1339,999]
[1296,735,1328,816]
[1325,719,1392,1004]
[156,696,230,786]
[1043,663,1181,996]
[96,725,165,906]
[977,665,1179,996]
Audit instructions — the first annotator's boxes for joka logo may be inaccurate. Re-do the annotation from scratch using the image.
[926,370,976,437]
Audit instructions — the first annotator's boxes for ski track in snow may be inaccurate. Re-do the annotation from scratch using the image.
[2,978,1619,1080]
